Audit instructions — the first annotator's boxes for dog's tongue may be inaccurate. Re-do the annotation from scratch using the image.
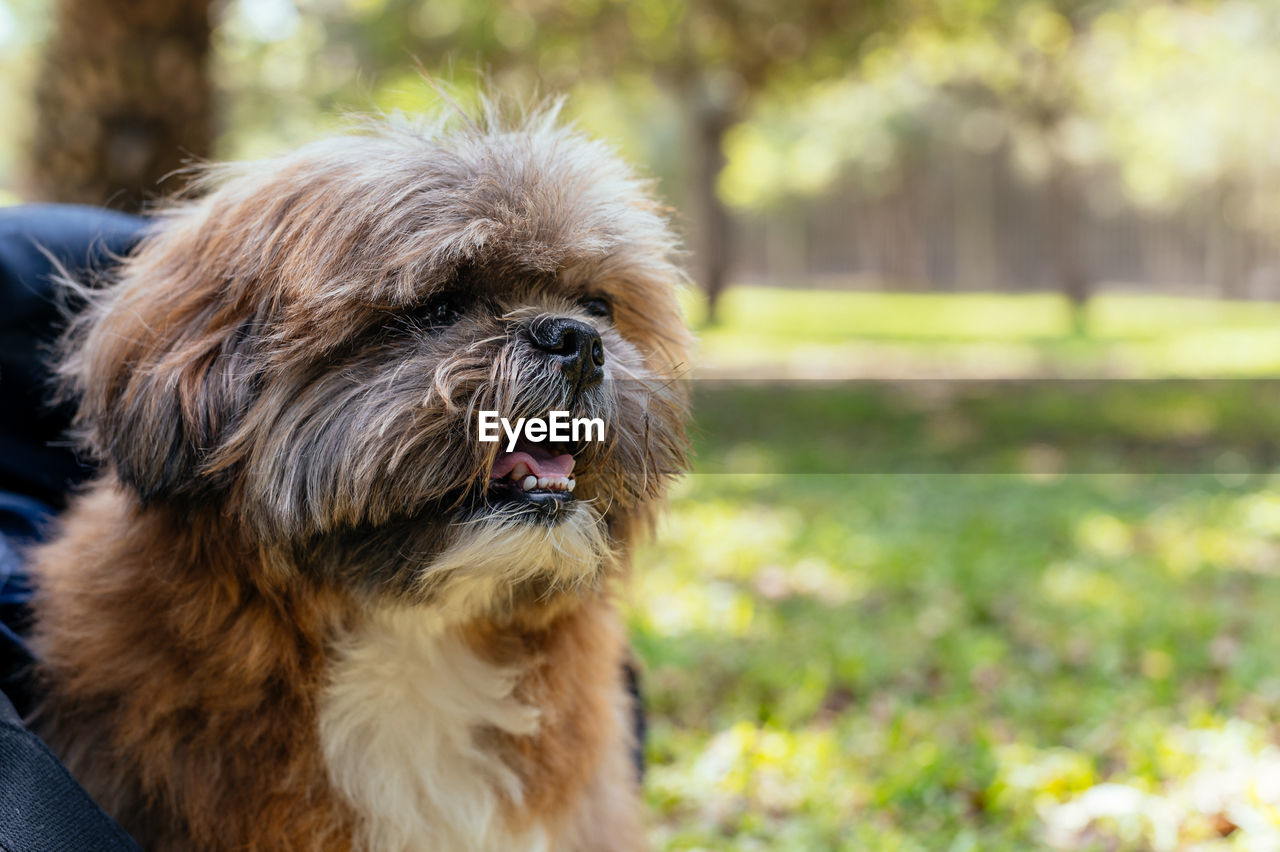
[491,439,575,479]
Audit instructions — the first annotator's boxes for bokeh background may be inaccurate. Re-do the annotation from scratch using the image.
[7,1,1280,849]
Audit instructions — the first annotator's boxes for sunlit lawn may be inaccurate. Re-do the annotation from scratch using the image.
[685,287,1280,377]
[632,288,1280,850]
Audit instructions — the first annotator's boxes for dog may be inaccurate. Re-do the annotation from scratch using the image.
[26,104,690,851]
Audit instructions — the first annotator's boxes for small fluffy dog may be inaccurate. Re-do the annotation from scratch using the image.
[28,105,689,851]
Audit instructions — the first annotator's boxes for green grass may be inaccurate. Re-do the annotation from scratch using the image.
[685,288,1280,377]
[633,288,1280,850]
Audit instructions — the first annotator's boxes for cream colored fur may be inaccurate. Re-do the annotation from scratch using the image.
[319,604,544,852]
[319,516,612,852]
[415,502,613,627]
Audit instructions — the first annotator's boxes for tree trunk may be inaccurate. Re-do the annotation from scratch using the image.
[953,148,998,291]
[1210,181,1247,299]
[1045,154,1090,334]
[27,0,216,211]
[891,164,930,289]
[689,102,735,325]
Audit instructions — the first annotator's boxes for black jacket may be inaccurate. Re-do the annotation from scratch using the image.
[0,204,145,852]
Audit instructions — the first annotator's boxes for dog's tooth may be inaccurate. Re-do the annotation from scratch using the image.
[537,476,549,489]
[522,475,537,491]
[512,462,531,480]
[567,478,575,492]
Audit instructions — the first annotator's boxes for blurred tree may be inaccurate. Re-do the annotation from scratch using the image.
[985,1,1099,333]
[882,0,1114,332]
[716,0,1142,324]
[858,0,1115,330]
[526,0,892,324]
[1084,2,1280,299]
[28,0,216,211]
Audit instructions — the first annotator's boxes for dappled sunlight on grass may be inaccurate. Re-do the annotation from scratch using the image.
[1039,718,1280,850]
[1039,561,1135,616]
[631,473,1280,848]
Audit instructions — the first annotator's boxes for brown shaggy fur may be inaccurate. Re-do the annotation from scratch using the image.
[28,104,689,851]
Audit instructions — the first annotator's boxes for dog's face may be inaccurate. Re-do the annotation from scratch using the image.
[60,112,690,611]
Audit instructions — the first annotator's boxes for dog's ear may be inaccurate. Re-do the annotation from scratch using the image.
[58,217,261,504]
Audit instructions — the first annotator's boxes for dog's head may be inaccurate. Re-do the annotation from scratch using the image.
[59,107,690,612]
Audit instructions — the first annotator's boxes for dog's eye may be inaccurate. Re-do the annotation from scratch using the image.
[415,294,467,330]
[580,296,613,320]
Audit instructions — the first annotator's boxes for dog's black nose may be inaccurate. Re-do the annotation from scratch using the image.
[528,318,605,390]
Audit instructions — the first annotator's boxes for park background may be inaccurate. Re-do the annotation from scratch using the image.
[7,0,1280,849]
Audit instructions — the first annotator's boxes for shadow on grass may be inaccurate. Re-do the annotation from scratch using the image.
[690,380,1280,475]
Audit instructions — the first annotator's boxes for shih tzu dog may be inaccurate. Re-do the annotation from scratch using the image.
[27,105,690,851]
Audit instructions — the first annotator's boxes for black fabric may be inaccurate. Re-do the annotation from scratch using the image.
[0,204,147,719]
[0,689,141,851]
[0,205,149,509]
[0,205,145,851]
[0,490,51,720]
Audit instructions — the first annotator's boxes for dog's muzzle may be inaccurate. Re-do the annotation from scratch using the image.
[527,317,605,393]
[480,316,610,518]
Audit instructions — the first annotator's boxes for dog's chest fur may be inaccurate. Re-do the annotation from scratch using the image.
[30,487,642,851]
[318,608,546,852]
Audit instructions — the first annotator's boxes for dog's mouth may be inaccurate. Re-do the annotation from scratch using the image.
[488,438,577,511]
